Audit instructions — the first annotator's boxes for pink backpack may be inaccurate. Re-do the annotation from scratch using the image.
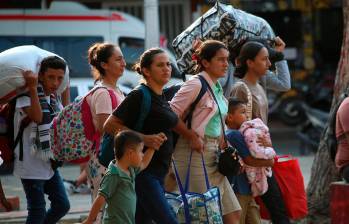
[50,86,117,163]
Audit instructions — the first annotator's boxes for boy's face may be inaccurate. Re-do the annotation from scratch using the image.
[39,68,65,95]
[128,143,144,167]
[226,104,247,129]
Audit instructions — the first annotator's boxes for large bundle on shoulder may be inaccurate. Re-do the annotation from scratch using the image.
[172,2,275,74]
[0,45,69,169]
[0,45,69,104]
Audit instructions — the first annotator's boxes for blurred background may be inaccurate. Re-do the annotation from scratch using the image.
[0,1,344,221]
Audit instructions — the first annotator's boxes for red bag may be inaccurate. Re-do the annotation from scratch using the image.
[256,155,308,220]
[330,181,349,224]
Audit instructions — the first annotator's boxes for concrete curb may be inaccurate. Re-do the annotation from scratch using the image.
[0,207,89,224]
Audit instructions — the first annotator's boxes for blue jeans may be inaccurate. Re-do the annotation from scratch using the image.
[21,170,70,224]
[135,172,178,224]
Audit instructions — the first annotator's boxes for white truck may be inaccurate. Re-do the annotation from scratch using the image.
[0,1,182,100]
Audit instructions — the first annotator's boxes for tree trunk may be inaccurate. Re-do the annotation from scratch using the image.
[306,1,349,223]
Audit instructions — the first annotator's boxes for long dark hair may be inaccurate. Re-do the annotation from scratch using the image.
[133,48,165,77]
[234,41,265,79]
[87,43,116,81]
[193,40,228,74]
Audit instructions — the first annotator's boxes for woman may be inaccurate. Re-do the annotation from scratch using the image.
[170,40,241,224]
[103,48,201,224]
[220,36,290,97]
[85,43,126,223]
[230,41,290,224]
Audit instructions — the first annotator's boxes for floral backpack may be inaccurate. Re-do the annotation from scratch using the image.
[50,85,117,163]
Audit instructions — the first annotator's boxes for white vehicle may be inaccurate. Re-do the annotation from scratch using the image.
[0,1,182,100]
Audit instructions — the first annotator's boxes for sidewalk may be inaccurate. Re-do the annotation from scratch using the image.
[0,120,315,223]
[0,155,315,223]
[0,164,91,223]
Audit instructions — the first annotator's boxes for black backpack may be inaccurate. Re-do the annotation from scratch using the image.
[98,75,209,167]
[0,95,31,168]
[327,92,348,161]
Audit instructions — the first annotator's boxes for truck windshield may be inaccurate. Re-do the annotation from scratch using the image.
[119,37,144,71]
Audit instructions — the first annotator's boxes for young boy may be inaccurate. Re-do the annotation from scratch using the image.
[225,97,274,224]
[83,130,166,224]
[14,56,70,223]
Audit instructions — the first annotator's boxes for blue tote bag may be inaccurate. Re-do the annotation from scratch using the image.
[167,152,223,224]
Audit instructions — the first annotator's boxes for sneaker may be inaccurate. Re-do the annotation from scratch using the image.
[75,183,91,194]
[63,181,76,195]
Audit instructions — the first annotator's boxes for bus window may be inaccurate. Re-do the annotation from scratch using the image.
[0,37,31,51]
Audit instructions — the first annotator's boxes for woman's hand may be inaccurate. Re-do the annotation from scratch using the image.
[192,38,203,51]
[274,36,286,52]
[219,138,228,150]
[256,136,272,148]
[188,131,204,153]
[143,133,167,150]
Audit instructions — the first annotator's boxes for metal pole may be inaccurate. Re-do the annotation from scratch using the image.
[144,0,160,49]
[41,0,47,9]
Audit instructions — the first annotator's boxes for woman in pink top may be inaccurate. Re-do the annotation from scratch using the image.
[171,40,241,224]
[335,96,349,182]
[85,43,126,223]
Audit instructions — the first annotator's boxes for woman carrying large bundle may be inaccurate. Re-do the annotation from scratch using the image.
[230,41,290,224]
[170,40,242,224]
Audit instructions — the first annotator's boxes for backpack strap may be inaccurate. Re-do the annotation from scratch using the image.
[134,84,151,132]
[11,94,32,161]
[89,85,119,153]
[106,89,118,109]
[238,81,253,120]
[329,93,349,161]
[14,117,31,161]
[185,75,208,129]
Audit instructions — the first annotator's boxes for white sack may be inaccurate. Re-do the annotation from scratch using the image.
[0,45,69,103]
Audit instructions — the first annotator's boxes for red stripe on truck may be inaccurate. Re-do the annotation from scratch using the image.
[0,13,125,21]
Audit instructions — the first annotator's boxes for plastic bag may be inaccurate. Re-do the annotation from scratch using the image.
[256,155,308,220]
[172,2,275,74]
[0,45,69,103]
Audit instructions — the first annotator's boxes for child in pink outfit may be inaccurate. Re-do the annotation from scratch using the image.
[239,118,276,196]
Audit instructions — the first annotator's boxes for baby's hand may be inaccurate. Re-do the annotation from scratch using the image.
[257,136,272,148]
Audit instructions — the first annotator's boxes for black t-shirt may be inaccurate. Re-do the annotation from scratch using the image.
[113,85,178,177]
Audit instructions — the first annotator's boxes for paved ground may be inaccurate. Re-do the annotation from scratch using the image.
[0,119,316,223]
